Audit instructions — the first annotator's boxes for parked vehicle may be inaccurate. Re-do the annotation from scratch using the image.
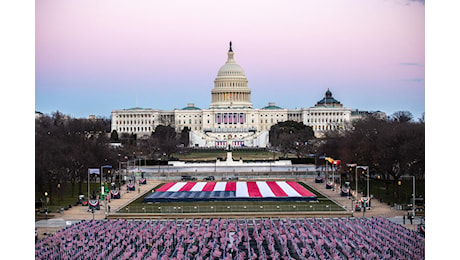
[204,176,215,181]
[181,176,197,181]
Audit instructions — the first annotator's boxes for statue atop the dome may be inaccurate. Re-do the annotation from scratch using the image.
[229,41,233,52]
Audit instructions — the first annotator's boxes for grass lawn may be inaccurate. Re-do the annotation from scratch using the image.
[171,150,294,161]
[35,182,111,213]
[367,179,425,206]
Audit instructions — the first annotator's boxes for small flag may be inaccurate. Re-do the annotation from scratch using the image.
[325,157,334,164]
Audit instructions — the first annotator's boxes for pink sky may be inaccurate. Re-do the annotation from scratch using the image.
[35,0,425,118]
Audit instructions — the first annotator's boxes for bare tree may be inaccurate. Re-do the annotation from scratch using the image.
[319,114,424,200]
[269,121,315,158]
[391,111,413,123]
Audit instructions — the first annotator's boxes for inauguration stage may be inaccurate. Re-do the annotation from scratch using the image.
[144,181,317,202]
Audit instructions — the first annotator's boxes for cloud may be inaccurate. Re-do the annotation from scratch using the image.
[400,62,424,67]
[402,78,424,82]
[401,0,425,5]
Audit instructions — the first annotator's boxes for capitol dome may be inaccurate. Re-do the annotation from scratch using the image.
[210,42,252,109]
[216,51,246,77]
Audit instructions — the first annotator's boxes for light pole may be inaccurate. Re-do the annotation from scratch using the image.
[44,192,48,219]
[356,166,370,211]
[412,176,416,218]
[332,163,335,191]
[366,168,369,198]
[346,163,357,198]
[399,175,416,220]
[88,169,90,200]
[356,166,369,197]
[105,195,108,219]
[100,165,112,200]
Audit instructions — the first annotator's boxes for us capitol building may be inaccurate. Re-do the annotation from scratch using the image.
[111,42,384,148]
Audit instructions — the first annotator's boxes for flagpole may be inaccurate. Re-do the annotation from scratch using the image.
[355,167,358,198]
[332,162,335,191]
[88,169,90,200]
[367,167,370,198]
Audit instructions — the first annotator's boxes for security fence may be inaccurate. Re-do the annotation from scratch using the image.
[118,202,345,214]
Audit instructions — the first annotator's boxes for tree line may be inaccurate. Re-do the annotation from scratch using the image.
[315,111,424,198]
[35,112,118,204]
[35,111,189,204]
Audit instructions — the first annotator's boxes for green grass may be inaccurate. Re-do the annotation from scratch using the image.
[367,179,425,205]
[171,150,293,161]
[172,151,226,160]
[35,182,112,212]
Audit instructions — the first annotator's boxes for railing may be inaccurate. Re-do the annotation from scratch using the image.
[202,128,258,133]
[117,203,345,214]
[140,171,319,181]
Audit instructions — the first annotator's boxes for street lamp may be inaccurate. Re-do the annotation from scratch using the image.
[355,166,370,213]
[100,165,112,200]
[358,166,369,197]
[399,176,416,221]
[44,192,48,219]
[346,163,358,197]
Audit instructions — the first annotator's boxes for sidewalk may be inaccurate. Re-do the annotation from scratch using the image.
[35,180,161,239]
[305,178,399,217]
[304,178,421,230]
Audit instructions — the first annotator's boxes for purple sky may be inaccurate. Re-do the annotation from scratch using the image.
[35,0,425,119]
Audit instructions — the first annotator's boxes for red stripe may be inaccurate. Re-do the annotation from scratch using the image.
[286,181,315,197]
[247,182,262,197]
[179,182,196,191]
[202,182,216,191]
[225,182,236,191]
[266,182,288,197]
[156,182,176,192]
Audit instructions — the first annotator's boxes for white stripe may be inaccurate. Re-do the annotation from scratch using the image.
[236,182,249,197]
[213,182,227,191]
[167,182,187,192]
[276,181,301,197]
[190,182,206,191]
[256,181,275,197]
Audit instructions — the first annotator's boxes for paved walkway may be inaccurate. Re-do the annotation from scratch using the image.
[36,178,421,239]
[36,180,161,239]
[304,178,422,230]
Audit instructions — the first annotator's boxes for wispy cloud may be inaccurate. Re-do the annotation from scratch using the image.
[402,78,424,82]
[400,62,424,67]
[389,0,425,6]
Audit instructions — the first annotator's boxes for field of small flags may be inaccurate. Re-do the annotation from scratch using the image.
[35,217,424,259]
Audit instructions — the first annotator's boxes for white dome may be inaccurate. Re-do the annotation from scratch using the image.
[216,52,246,77]
[210,42,252,109]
